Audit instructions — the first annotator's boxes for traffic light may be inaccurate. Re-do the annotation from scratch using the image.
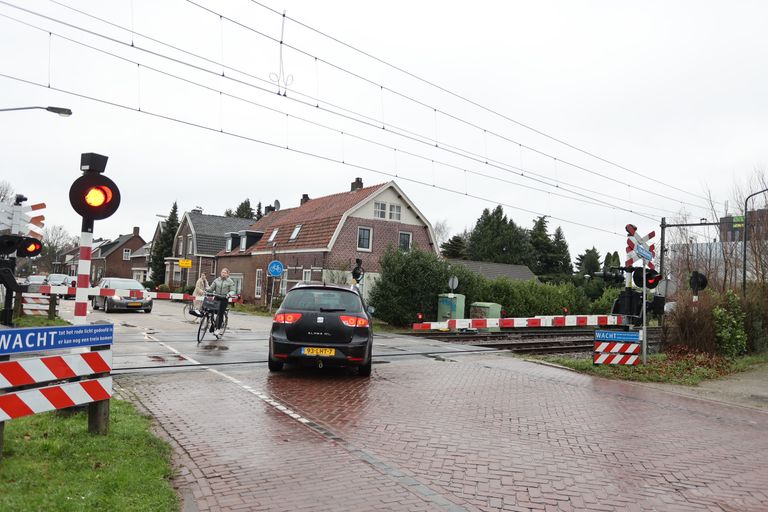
[595,271,625,284]
[69,172,121,221]
[632,268,662,289]
[0,235,43,257]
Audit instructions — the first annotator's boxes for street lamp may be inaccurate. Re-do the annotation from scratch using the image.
[0,106,72,117]
[742,187,768,297]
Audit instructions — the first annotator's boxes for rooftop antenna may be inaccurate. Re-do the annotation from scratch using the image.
[273,200,281,211]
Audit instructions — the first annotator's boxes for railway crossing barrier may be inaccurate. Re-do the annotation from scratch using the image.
[413,314,624,331]
[0,324,114,460]
[593,330,641,365]
[39,285,194,302]
[19,292,59,318]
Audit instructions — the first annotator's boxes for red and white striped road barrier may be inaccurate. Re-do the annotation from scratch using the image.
[21,293,56,316]
[39,285,194,302]
[72,230,93,325]
[594,342,640,354]
[413,314,623,331]
[593,353,640,365]
[0,377,112,421]
[0,351,112,388]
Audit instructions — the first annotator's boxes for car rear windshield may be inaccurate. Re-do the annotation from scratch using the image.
[107,279,145,290]
[282,288,363,313]
[28,276,46,283]
[48,274,68,281]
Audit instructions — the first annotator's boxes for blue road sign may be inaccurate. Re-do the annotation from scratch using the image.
[268,260,285,277]
[595,330,641,342]
[636,245,653,261]
[0,324,114,356]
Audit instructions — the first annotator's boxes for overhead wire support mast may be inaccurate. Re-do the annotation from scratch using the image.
[0,10,666,222]
[186,0,719,210]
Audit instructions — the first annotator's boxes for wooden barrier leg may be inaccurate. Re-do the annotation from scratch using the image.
[88,344,110,435]
[0,354,8,460]
[48,293,57,320]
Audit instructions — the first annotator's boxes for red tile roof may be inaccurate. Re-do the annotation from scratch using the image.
[217,183,388,256]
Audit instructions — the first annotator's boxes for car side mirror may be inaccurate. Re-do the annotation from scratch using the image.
[367,306,375,315]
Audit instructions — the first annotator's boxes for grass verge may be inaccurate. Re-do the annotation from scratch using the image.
[0,398,178,512]
[530,349,768,386]
[230,303,274,317]
[12,315,70,327]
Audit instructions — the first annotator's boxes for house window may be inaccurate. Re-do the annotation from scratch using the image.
[289,224,302,241]
[302,269,312,282]
[187,234,193,255]
[268,228,278,243]
[230,273,243,294]
[279,270,288,296]
[374,202,386,219]
[357,227,372,251]
[240,236,247,251]
[123,248,131,260]
[226,238,233,252]
[389,204,401,221]
[399,232,412,251]
[177,238,183,255]
[255,269,263,298]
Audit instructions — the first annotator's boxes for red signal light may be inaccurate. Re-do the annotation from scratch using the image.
[69,173,121,221]
[84,186,113,207]
[17,237,43,257]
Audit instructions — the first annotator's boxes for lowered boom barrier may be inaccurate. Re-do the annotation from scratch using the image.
[413,314,624,331]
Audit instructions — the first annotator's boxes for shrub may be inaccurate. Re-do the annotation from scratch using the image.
[713,289,747,358]
[156,284,170,293]
[141,280,156,290]
[590,287,621,314]
[666,292,719,353]
[744,284,768,353]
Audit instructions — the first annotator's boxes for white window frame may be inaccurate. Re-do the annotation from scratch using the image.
[122,248,131,260]
[230,273,244,294]
[399,231,412,251]
[289,224,302,241]
[357,227,372,252]
[389,204,402,221]
[187,234,193,255]
[374,202,386,219]
[255,269,263,298]
[177,238,183,255]
[226,238,233,252]
[268,228,279,243]
[240,236,247,251]
[279,270,288,296]
[302,269,312,282]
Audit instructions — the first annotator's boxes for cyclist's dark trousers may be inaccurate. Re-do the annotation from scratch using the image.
[215,299,227,329]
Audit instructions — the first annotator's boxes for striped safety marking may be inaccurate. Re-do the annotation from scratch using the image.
[0,351,112,390]
[39,285,194,302]
[594,342,640,354]
[593,353,640,365]
[0,377,112,421]
[413,315,623,331]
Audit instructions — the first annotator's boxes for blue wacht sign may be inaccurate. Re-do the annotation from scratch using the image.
[594,330,641,342]
[0,324,114,356]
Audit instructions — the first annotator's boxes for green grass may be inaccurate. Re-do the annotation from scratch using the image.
[531,351,768,386]
[0,399,178,512]
[12,316,70,327]
[230,303,275,317]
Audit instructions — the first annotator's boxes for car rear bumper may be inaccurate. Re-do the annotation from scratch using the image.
[270,336,370,366]
[106,298,152,310]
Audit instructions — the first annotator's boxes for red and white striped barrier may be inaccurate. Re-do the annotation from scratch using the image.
[413,315,623,331]
[21,293,55,316]
[39,285,194,302]
[73,230,93,325]
[593,353,640,365]
[0,377,112,421]
[0,351,112,388]
[593,341,640,365]
[594,342,640,354]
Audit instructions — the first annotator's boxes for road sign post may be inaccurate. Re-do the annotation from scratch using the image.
[267,260,284,313]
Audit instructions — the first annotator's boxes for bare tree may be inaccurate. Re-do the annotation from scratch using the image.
[0,180,13,204]
[39,225,78,273]
[432,219,450,247]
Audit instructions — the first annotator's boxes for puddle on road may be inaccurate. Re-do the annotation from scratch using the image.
[200,344,230,351]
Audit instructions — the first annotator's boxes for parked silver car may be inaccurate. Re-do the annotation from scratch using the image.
[91,277,152,313]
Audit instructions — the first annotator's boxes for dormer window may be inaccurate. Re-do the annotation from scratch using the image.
[240,236,247,251]
[289,224,302,241]
[226,238,233,252]
[268,228,279,243]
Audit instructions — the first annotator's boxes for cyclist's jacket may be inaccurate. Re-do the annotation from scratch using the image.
[206,277,237,296]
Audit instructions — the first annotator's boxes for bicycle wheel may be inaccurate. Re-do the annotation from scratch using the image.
[182,303,191,322]
[197,312,210,344]
[219,311,229,337]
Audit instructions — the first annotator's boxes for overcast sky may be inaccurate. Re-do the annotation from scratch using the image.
[2,0,768,262]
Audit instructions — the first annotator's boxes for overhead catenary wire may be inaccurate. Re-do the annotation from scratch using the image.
[0,7,667,221]
[185,0,715,213]
[31,0,679,217]
[0,70,625,238]
[239,0,723,208]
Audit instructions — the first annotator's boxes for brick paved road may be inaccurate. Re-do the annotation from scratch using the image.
[118,352,768,512]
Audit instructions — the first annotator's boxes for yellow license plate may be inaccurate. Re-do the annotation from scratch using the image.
[301,347,336,357]
[128,302,142,307]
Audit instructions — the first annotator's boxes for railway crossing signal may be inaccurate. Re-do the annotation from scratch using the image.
[632,268,662,289]
[69,153,121,223]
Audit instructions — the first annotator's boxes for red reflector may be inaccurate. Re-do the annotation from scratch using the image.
[339,316,369,327]
[346,357,364,362]
[273,353,288,359]
[274,313,302,324]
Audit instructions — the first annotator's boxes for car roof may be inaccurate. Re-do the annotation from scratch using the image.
[290,281,361,295]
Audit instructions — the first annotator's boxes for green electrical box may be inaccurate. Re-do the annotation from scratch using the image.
[437,293,465,321]
[470,302,502,332]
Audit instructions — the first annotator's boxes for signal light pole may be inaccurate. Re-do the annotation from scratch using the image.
[69,153,121,325]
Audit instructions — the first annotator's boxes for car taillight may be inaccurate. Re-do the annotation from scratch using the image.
[339,315,369,327]
[274,313,302,324]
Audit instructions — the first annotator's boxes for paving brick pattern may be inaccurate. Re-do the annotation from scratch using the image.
[118,353,768,511]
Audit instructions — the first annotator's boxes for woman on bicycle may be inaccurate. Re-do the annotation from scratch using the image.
[206,268,237,336]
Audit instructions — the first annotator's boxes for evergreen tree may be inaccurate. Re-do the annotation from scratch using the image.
[551,226,572,274]
[575,247,601,275]
[150,202,179,284]
[255,201,263,220]
[530,216,558,275]
[467,206,533,266]
[225,199,256,219]
[224,208,234,217]
[440,234,467,259]
[602,252,612,271]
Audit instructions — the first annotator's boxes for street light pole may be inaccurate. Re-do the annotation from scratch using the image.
[0,106,72,116]
[742,188,768,297]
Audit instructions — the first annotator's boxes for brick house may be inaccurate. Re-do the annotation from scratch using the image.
[89,227,146,283]
[164,209,255,290]
[216,178,438,304]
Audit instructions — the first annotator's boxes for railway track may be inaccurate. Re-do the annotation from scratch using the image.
[399,327,663,355]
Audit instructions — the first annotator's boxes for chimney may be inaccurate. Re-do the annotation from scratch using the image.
[350,177,363,191]
[133,226,140,236]
[300,194,310,205]
[264,205,275,215]
[191,207,203,214]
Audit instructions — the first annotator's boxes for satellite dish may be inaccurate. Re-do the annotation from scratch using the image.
[273,200,281,211]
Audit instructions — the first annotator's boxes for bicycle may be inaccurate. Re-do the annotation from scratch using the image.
[196,294,230,344]
[182,302,199,323]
